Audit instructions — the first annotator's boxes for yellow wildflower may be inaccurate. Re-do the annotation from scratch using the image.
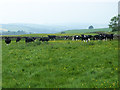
[113,83,115,86]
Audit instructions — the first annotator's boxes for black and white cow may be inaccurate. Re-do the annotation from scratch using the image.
[48,35,56,40]
[16,37,21,42]
[86,35,93,41]
[5,37,11,45]
[81,34,90,42]
[99,34,106,41]
[72,35,81,41]
[64,36,69,40]
[39,37,49,42]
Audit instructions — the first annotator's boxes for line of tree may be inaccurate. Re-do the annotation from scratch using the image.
[1,30,27,35]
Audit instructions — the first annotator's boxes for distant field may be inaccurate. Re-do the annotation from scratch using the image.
[2,38,118,88]
[62,28,112,34]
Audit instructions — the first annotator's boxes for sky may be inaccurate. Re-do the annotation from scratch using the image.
[0,0,119,26]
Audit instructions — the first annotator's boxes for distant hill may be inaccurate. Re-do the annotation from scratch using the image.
[0,23,110,35]
[0,23,68,34]
[61,28,112,34]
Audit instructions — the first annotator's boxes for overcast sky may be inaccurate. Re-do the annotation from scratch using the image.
[0,0,119,25]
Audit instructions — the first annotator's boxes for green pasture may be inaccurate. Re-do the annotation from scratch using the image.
[62,28,112,34]
[2,38,118,88]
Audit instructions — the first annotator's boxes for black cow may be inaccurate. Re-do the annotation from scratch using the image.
[5,37,11,45]
[25,37,34,43]
[93,35,100,40]
[72,35,81,41]
[48,35,56,40]
[16,37,21,42]
[32,37,37,40]
[39,37,49,42]
[105,34,114,41]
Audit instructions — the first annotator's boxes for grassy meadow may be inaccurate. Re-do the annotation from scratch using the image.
[2,37,118,88]
[62,28,112,34]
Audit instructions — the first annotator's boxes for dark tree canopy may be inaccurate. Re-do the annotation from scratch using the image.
[61,32,65,34]
[88,25,94,29]
[109,14,120,32]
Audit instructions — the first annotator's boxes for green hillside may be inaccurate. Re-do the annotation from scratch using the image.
[1,23,68,34]
[63,28,112,34]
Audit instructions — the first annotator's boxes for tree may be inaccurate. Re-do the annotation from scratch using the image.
[61,32,65,34]
[88,25,94,29]
[109,14,120,32]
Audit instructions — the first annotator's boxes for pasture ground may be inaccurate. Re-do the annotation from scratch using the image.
[62,28,112,34]
[2,39,118,88]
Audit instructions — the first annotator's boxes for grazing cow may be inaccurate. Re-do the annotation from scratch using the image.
[48,35,56,40]
[86,35,93,41]
[56,36,62,39]
[64,36,69,40]
[16,37,21,42]
[25,37,34,43]
[72,35,81,41]
[32,37,37,40]
[5,37,11,45]
[81,35,89,42]
[39,37,49,42]
[93,35,100,40]
[105,34,114,41]
[99,34,106,40]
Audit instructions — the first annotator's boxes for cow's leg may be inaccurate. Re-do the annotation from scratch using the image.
[88,38,90,41]
[106,38,107,41]
[82,39,83,42]
[103,39,105,41]
[72,37,74,41]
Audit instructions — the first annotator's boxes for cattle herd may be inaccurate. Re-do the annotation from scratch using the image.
[2,34,115,45]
